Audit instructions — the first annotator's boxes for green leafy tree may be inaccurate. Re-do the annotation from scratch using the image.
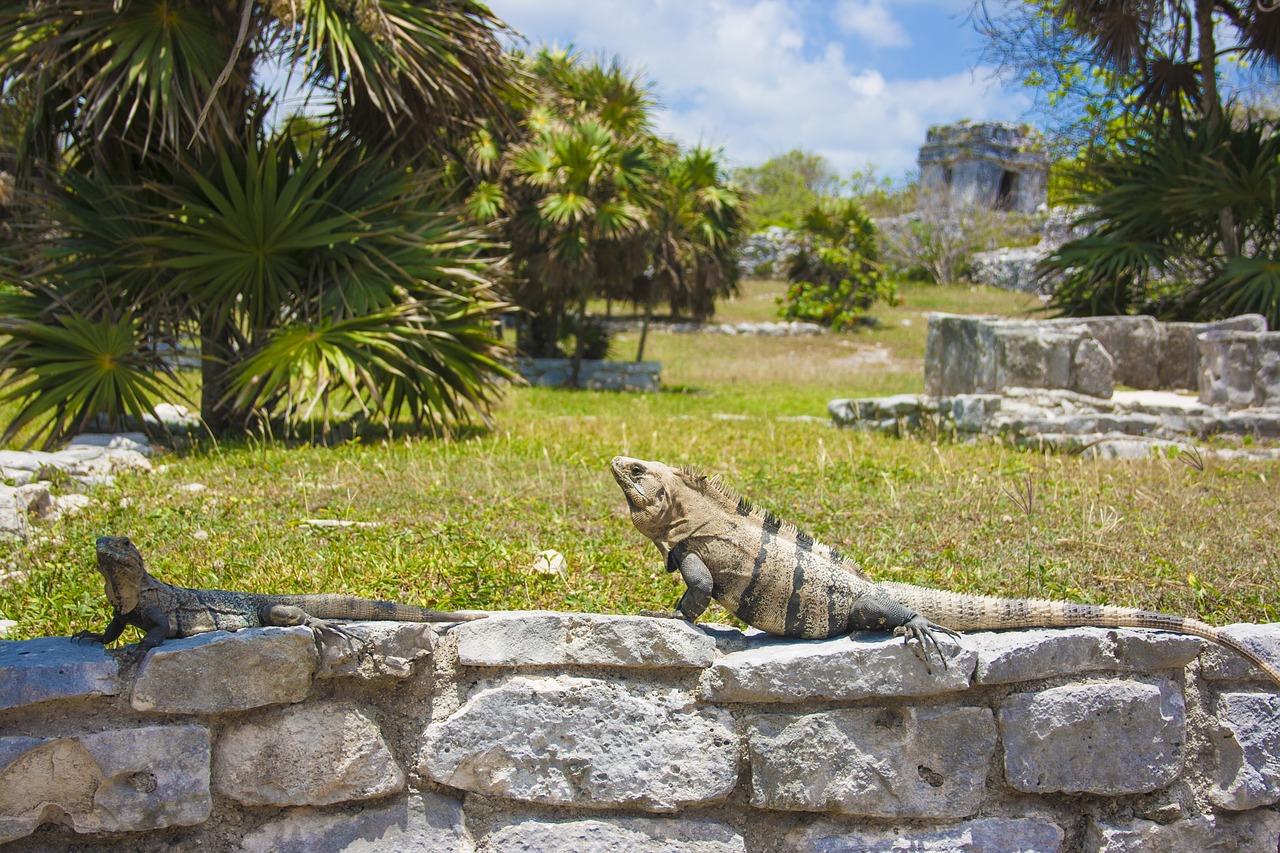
[735,149,841,229]
[0,0,517,445]
[778,197,895,330]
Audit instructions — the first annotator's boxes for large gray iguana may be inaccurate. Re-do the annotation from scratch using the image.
[74,535,485,651]
[610,456,1280,686]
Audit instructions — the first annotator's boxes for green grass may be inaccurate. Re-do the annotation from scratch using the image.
[3,280,1278,642]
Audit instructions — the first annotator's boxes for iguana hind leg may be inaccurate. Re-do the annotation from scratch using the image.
[260,604,358,643]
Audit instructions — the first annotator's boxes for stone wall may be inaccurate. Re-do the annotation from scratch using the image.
[925,313,1269,398]
[516,359,661,392]
[1199,329,1280,409]
[917,121,1049,214]
[3,612,1280,852]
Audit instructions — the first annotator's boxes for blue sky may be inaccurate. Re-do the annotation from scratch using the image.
[487,0,1035,183]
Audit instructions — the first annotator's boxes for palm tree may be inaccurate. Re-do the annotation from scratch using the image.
[0,0,518,445]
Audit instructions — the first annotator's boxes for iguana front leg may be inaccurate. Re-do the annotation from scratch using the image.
[642,548,714,623]
[73,610,131,645]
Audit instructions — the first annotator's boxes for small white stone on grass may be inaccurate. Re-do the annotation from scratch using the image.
[531,549,566,575]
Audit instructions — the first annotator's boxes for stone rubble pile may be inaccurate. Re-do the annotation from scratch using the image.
[2,612,1279,851]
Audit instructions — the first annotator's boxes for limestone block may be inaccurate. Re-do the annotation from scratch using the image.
[972,627,1203,685]
[0,486,27,541]
[454,612,715,669]
[789,816,1065,852]
[1073,337,1116,398]
[0,725,211,843]
[215,701,404,807]
[315,621,434,680]
[1000,679,1185,795]
[66,432,152,455]
[1208,691,1280,810]
[700,634,975,704]
[746,705,997,818]
[925,313,996,397]
[13,483,51,517]
[1198,330,1280,409]
[949,394,1003,432]
[417,674,738,811]
[1198,624,1280,682]
[131,626,317,713]
[0,636,120,711]
[239,792,471,853]
[1085,811,1280,853]
[480,817,745,853]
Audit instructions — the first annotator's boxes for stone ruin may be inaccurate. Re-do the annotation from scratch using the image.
[830,313,1280,458]
[918,121,1049,214]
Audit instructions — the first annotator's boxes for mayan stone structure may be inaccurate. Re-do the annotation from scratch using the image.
[918,121,1050,214]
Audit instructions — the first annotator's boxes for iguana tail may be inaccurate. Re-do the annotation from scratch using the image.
[878,581,1280,688]
[259,594,486,623]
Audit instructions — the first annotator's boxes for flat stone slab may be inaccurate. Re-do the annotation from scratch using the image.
[454,612,716,669]
[481,817,744,853]
[1086,811,1280,853]
[215,701,404,807]
[130,626,317,713]
[0,637,120,711]
[972,627,1204,684]
[418,674,738,811]
[1199,623,1280,682]
[239,792,472,853]
[0,725,211,844]
[790,816,1065,852]
[1000,678,1185,795]
[1208,691,1280,810]
[701,633,975,703]
[746,705,997,818]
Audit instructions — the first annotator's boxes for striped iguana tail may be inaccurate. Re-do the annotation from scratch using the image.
[249,593,485,623]
[879,581,1280,687]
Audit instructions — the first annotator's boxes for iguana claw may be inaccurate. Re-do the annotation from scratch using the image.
[893,616,961,674]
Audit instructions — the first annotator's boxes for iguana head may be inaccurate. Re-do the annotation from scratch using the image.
[95,535,147,612]
[610,456,711,550]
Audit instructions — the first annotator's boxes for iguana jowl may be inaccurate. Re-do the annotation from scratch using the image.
[74,535,485,651]
[611,456,1280,686]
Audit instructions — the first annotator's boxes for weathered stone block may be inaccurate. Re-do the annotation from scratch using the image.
[0,636,120,711]
[418,675,738,811]
[1085,810,1280,853]
[239,792,471,853]
[0,726,211,843]
[1199,329,1280,409]
[454,612,715,669]
[1199,623,1280,682]
[315,621,434,680]
[972,627,1203,685]
[480,816,745,853]
[1208,691,1280,810]
[215,700,404,807]
[700,634,975,703]
[746,705,996,818]
[1000,679,1184,795]
[789,815,1065,852]
[130,626,317,713]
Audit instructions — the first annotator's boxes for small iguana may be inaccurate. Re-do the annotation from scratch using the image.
[610,456,1280,686]
[73,535,485,651]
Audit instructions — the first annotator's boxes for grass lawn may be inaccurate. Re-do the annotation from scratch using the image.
[3,280,1278,641]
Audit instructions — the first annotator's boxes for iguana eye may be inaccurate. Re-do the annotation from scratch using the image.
[630,464,644,478]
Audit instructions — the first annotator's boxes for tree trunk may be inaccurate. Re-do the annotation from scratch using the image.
[1195,0,1239,257]
[569,290,588,388]
[199,317,232,437]
[636,275,656,362]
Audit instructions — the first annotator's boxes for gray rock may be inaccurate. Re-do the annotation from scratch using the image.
[790,816,1065,852]
[215,701,404,807]
[454,612,715,669]
[0,636,120,711]
[315,621,434,680]
[67,432,152,456]
[1199,624,1280,682]
[130,626,317,714]
[240,792,472,853]
[1208,691,1280,810]
[13,483,51,518]
[418,674,738,811]
[1000,679,1185,795]
[0,486,28,541]
[746,705,997,818]
[0,725,211,843]
[1084,811,1280,852]
[480,816,745,853]
[973,627,1203,685]
[700,634,975,703]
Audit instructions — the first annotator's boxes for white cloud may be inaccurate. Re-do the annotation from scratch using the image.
[834,0,911,48]
[488,0,1030,181]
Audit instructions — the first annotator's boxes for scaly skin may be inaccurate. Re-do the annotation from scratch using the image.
[74,535,485,651]
[610,456,1280,686]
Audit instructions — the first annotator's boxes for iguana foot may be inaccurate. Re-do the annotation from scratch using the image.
[893,616,961,674]
[71,630,106,645]
[308,618,361,646]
